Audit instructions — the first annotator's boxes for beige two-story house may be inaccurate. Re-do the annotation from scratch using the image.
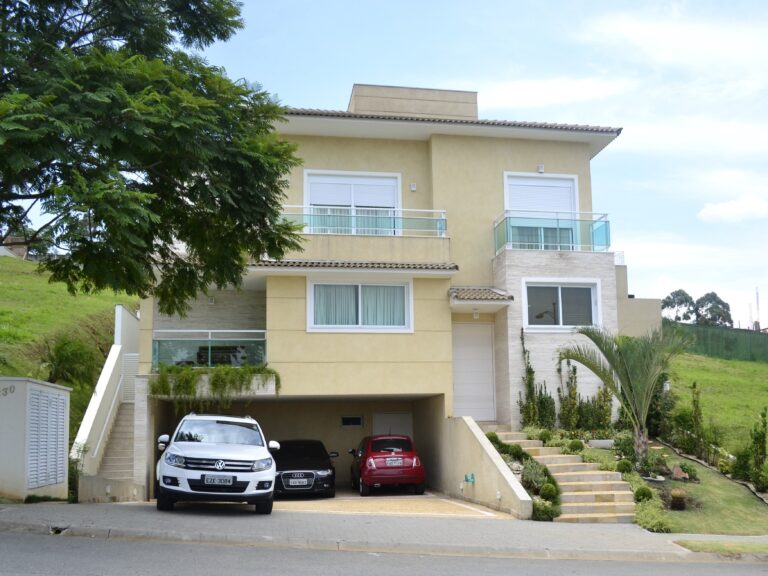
[76,84,659,514]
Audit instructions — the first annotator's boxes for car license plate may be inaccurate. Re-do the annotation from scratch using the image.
[288,478,309,486]
[204,475,233,486]
[386,458,403,466]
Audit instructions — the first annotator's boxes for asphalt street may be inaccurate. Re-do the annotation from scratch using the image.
[2,533,768,576]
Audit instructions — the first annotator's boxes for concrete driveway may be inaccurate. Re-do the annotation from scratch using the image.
[273,487,511,519]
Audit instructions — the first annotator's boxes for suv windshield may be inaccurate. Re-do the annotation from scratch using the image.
[371,438,411,452]
[174,420,264,446]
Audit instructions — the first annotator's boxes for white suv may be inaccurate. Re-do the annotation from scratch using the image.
[156,414,280,514]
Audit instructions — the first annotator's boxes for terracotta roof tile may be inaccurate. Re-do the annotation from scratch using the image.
[448,287,513,301]
[285,108,621,135]
[251,259,458,271]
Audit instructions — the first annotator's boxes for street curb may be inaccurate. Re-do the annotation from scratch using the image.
[1,519,764,564]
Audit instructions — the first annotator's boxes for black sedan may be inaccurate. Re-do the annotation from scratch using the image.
[273,439,338,498]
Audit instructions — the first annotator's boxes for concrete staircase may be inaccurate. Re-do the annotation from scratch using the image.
[98,403,135,481]
[495,431,635,524]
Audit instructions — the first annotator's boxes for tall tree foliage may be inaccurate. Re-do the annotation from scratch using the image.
[0,1,302,315]
[661,289,733,327]
[559,327,691,462]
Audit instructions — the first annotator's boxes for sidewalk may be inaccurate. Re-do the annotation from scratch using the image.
[1,499,767,563]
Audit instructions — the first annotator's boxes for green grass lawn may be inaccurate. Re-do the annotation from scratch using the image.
[0,256,136,377]
[669,354,768,454]
[583,446,768,534]
[674,540,768,555]
[656,446,768,535]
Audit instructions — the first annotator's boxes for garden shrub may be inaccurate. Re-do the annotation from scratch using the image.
[522,459,549,493]
[567,439,584,453]
[750,408,767,486]
[754,462,768,493]
[717,457,732,475]
[537,384,557,430]
[634,485,653,503]
[678,461,699,482]
[616,459,633,474]
[531,497,560,521]
[613,431,636,462]
[669,488,687,510]
[539,482,558,503]
[538,429,552,445]
[635,499,671,533]
[732,446,753,481]
[557,361,580,431]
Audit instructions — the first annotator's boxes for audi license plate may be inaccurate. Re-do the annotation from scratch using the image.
[288,478,309,486]
[386,458,403,466]
[204,475,233,486]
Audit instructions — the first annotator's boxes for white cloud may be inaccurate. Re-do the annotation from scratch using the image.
[611,116,768,157]
[698,194,768,222]
[582,13,768,77]
[615,236,767,328]
[476,77,638,109]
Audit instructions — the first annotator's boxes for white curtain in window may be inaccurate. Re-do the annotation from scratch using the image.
[315,285,358,325]
[361,285,406,326]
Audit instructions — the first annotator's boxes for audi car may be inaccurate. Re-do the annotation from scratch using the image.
[273,439,337,498]
[155,413,280,514]
[349,435,426,496]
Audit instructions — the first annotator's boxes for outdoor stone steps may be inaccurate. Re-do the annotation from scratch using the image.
[551,469,622,483]
[525,446,563,456]
[534,454,583,465]
[508,439,543,449]
[555,512,636,524]
[559,501,636,514]
[560,490,635,503]
[98,403,135,481]
[558,480,630,492]
[546,462,601,474]
[495,432,528,442]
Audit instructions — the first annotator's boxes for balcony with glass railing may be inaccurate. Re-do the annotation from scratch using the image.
[283,205,447,237]
[152,330,266,371]
[494,210,610,253]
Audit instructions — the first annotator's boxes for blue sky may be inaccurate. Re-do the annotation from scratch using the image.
[204,0,768,328]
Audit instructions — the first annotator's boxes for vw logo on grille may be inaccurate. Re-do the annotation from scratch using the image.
[214,460,226,471]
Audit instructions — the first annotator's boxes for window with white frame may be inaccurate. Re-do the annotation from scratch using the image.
[525,282,598,327]
[306,172,400,235]
[505,174,578,250]
[309,281,411,331]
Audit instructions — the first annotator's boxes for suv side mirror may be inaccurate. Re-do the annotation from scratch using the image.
[347,448,355,456]
[268,440,281,451]
[329,451,339,458]
[157,434,169,452]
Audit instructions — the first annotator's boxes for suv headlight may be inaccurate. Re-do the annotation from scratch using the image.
[252,457,273,472]
[164,451,185,468]
[315,469,332,477]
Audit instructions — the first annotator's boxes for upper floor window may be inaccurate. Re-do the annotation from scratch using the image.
[505,174,578,250]
[306,171,400,235]
[308,280,411,332]
[524,280,599,328]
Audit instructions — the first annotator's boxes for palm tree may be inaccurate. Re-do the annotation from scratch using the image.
[558,326,691,462]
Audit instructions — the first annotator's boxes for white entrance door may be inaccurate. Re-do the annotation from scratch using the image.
[373,412,413,437]
[452,323,495,421]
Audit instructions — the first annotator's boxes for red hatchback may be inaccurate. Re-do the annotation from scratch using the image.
[348,435,426,496]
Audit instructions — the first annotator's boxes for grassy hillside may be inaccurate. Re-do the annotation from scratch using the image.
[0,256,136,377]
[669,353,768,454]
[0,256,137,441]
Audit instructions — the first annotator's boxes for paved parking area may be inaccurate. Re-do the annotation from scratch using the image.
[274,488,513,519]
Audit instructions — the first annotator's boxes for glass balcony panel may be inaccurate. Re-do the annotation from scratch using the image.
[282,206,447,237]
[152,332,266,371]
[495,211,610,252]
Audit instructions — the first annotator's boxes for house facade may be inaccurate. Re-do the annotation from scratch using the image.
[80,85,659,511]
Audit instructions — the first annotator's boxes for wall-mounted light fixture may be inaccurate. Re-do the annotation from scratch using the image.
[472,308,480,320]
[409,182,417,192]
[537,164,545,174]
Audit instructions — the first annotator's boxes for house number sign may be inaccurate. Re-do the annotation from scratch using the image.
[0,384,16,399]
